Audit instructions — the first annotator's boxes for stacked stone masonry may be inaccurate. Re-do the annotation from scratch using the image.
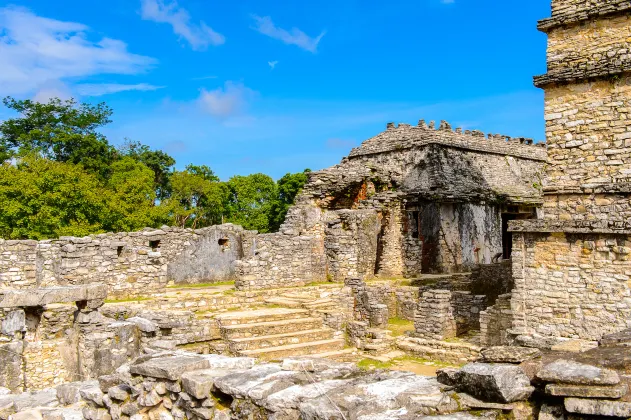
[510,0,631,343]
[0,225,256,298]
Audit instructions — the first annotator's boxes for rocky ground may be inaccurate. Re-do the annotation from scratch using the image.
[0,329,630,420]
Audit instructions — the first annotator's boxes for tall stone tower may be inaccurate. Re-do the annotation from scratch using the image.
[509,0,631,344]
[536,0,631,221]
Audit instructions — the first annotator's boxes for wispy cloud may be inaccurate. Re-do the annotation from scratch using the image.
[140,0,224,50]
[198,81,256,118]
[76,83,165,97]
[0,6,155,98]
[251,15,325,53]
[268,60,278,70]
[441,0,455,4]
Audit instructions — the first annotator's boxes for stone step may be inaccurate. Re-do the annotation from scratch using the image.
[216,308,310,326]
[220,317,324,339]
[264,297,303,308]
[304,301,336,310]
[227,328,335,352]
[238,339,346,360]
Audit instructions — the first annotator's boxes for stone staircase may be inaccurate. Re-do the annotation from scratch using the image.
[264,292,338,312]
[216,308,348,361]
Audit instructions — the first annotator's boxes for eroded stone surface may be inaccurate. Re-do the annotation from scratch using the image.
[564,397,631,417]
[545,383,629,399]
[130,356,210,381]
[457,363,534,403]
[537,359,620,386]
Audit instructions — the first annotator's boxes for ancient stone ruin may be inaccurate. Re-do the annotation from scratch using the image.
[1,0,631,419]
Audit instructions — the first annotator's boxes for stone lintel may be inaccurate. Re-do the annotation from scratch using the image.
[509,219,631,235]
[0,285,108,308]
[534,64,631,89]
[537,0,631,33]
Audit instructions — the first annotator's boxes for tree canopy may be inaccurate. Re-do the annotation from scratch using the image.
[0,96,311,239]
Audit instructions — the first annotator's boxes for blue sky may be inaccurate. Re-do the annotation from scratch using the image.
[0,0,550,180]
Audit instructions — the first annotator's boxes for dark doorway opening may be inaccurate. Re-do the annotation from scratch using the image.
[501,213,518,259]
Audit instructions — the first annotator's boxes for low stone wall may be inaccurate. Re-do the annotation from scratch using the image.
[234,233,325,290]
[511,229,631,342]
[0,225,256,298]
[414,290,456,340]
[479,293,513,347]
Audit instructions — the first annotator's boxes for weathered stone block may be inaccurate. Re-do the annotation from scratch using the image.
[537,360,620,386]
[456,363,534,403]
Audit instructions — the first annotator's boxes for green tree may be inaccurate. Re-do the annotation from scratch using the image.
[269,169,311,231]
[0,97,116,178]
[225,174,277,232]
[184,164,220,182]
[0,155,109,239]
[168,168,228,228]
[106,157,169,232]
[119,140,176,200]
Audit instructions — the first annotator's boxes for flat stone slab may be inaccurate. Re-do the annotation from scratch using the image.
[565,398,631,417]
[537,359,620,386]
[0,285,107,308]
[456,393,514,411]
[457,363,534,403]
[129,356,210,380]
[545,383,629,399]
[479,347,540,363]
[601,329,631,347]
[550,339,598,353]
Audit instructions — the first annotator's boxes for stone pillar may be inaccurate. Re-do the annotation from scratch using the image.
[414,290,456,340]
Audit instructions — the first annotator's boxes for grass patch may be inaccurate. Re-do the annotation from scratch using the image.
[357,355,462,372]
[167,280,235,289]
[104,297,151,304]
[387,317,415,337]
[304,280,336,287]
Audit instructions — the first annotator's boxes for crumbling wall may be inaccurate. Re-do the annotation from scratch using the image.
[0,225,255,298]
[234,233,325,290]
[375,205,405,277]
[324,209,380,282]
[510,228,631,342]
[479,293,513,347]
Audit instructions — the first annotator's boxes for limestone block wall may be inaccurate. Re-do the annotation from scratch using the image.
[511,229,631,341]
[414,290,457,340]
[234,233,326,290]
[324,209,380,282]
[0,225,255,298]
[543,77,631,221]
[375,205,406,277]
[479,293,513,347]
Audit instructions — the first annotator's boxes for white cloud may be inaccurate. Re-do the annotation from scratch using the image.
[251,15,325,53]
[0,6,155,97]
[33,81,73,103]
[140,0,224,50]
[76,83,165,97]
[441,0,455,3]
[268,60,278,70]
[198,81,255,118]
